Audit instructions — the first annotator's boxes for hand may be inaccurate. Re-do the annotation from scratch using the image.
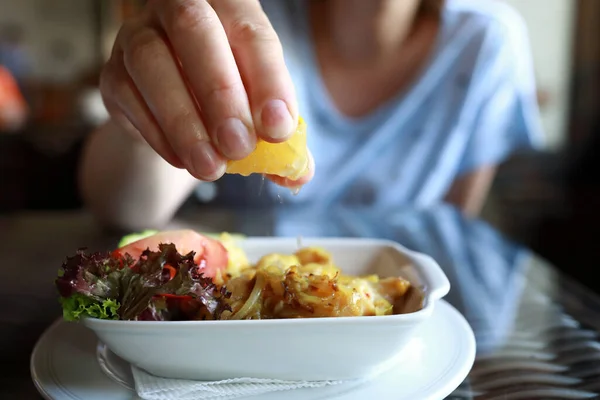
[100,0,312,186]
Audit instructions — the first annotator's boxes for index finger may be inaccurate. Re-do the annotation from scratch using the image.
[150,0,257,160]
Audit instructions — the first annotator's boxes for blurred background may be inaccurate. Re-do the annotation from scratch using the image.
[1,0,599,290]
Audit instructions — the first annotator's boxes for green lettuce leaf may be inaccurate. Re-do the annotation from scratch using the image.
[60,293,120,321]
[117,230,159,248]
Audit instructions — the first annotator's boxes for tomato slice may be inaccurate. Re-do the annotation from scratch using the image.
[113,230,228,278]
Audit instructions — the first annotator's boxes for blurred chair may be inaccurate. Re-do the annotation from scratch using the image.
[507,0,600,293]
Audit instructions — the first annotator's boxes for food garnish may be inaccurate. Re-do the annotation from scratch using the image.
[226,117,309,180]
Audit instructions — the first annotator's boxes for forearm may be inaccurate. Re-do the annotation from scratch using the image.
[78,120,199,231]
[445,165,497,218]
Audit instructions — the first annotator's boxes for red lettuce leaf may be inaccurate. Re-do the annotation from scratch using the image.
[55,243,230,321]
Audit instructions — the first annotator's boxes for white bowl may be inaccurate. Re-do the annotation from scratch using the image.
[82,237,450,381]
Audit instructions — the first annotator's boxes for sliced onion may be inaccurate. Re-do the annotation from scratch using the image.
[230,272,266,320]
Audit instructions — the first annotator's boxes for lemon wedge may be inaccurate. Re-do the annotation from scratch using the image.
[226,117,309,180]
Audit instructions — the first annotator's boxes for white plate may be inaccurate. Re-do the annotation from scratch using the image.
[31,300,475,400]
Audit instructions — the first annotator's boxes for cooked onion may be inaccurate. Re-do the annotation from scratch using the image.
[229,271,267,320]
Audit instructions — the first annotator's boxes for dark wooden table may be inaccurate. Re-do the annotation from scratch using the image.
[0,208,240,398]
[3,207,600,399]
[0,212,111,398]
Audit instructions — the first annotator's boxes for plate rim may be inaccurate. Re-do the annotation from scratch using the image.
[30,299,475,400]
[30,318,69,400]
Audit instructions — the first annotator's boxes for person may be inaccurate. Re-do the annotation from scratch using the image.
[78,0,544,235]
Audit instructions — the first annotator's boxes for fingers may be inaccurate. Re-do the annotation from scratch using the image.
[213,0,298,142]
[100,45,184,169]
[267,150,315,188]
[117,18,226,180]
[100,0,301,184]
[151,0,257,162]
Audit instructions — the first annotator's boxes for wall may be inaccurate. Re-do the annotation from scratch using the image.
[504,0,576,150]
[0,0,97,83]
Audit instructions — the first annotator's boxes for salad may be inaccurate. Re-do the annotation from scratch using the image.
[56,230,232,321]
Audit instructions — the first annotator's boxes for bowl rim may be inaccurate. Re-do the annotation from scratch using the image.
[81,302,434,328]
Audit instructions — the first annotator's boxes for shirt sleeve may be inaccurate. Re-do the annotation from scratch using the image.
[457,9,545,176]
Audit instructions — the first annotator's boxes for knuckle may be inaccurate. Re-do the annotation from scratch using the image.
[163,109,199,142]
[205,79,243,104]
[229,19,275,44]
[99,65,118,99]
[169,0,216,33]
[99,66,127,104]
[125,28,163,67]
[118,20,137,43]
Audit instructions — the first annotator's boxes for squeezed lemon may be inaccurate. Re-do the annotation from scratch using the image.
[226,117,309,181]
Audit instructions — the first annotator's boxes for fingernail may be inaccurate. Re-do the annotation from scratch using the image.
[189,141,227,181]
[261,99,294,140]
[215,118,255,160]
